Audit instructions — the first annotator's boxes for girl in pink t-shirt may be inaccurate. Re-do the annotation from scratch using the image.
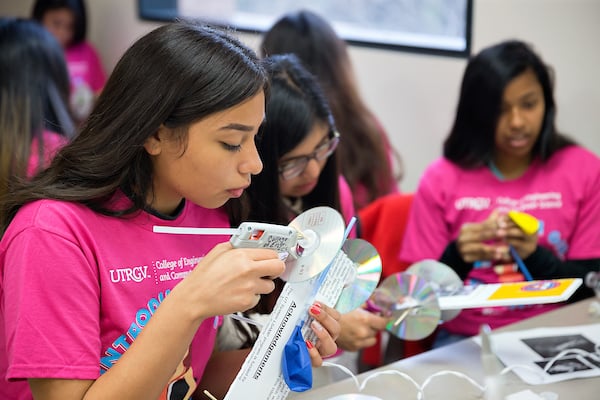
[0,19,72,200]
[0,23,340,400]
[400,40,600,347]
[32,0,107,122]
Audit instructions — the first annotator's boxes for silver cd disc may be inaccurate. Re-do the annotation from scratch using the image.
[335,238,382,313]
[372,272,440,340]
[407,259,463,322]
[281,206,346,282]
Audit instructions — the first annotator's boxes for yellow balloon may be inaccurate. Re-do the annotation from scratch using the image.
[508,210,539,235]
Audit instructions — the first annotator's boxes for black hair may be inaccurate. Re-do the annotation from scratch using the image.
[1,22,267,234]
[443,40,574,168]
[231,53,342,325]
[238,53,341,229]
[261,10,401,208]
[0,17,73,199]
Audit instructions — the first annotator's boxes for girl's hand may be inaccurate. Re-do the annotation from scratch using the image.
[456,210,510,263]
[306,302,341,367]
[499,214,539,259]
[173,242,286,320]
[335,308,389,351]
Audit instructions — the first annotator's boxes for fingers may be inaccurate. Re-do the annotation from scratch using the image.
[231,248,286,291]
[459,242,510,263]
[308,319,335,364]
[308,302,340,359]
[459,222,499,243]
[203,243,285,274]
[305,339,322,367]
[227,249,285,311]
[309,303,341,339]
[497,217,538,259]
[187,244,286,316]
[353,336,377,350]
[336,309,384,351]
[368,312,390,331]
[504,226,539,244]
[199,241,234,264]
[505,236,538,260]
[456,210,540,263]
[253,277,276,296]
[337,328,378,351]
[457,211,514,262]
[459,210,503,242]
[502,214,539,259]
[246,248,287,279]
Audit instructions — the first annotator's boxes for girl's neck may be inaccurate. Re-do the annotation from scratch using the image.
[489,155,532,181]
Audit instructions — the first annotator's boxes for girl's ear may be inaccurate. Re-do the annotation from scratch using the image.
[143,125,167,155]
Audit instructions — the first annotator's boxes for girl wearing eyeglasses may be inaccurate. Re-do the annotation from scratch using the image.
[260,10,403,211]
[0,23,341,400]
[215,54,389,383]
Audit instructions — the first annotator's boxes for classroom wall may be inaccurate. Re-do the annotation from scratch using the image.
[2,0,598,191]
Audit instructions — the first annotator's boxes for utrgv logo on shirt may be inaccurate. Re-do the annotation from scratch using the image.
[109,265,149,283]
[455,197,491,210]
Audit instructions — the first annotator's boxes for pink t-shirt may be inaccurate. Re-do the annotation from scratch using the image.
[0,194,229,399]
[66,41,106,93]
[27,130,68,177]
[400,146,600,335]
[66,41,106,120]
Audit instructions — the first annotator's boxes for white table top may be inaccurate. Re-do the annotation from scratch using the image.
[290,298,600,400]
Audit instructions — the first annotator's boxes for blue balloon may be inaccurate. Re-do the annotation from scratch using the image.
[282,325,313,392]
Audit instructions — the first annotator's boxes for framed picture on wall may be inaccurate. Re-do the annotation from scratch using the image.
[138,0,472,57]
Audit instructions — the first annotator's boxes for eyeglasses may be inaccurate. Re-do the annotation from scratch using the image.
[278,130,340,180]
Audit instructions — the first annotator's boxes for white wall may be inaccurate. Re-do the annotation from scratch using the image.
[2,0,598,191]
[348,0,600,191]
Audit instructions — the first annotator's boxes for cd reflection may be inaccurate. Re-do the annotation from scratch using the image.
[335,239,382,314]
[369,272,441,340]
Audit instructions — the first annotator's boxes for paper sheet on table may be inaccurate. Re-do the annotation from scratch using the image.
[476,323,600,385]
[224,250,355,399]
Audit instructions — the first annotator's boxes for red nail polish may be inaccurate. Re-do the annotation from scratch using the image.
[310,305,321,315]
[305,340,314,349]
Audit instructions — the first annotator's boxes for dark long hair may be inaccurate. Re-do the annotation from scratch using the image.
[260,10,401,208]
[32,0,87,45]
[237,54,341,230]
[0,22,267,234]
[443,40,574,168]
[230,54,342,331]
[0,18,73,200]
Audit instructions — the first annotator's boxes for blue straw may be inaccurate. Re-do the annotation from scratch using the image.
[308,216,357,300]
[509,245,533,281]
[296,216,358,329]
